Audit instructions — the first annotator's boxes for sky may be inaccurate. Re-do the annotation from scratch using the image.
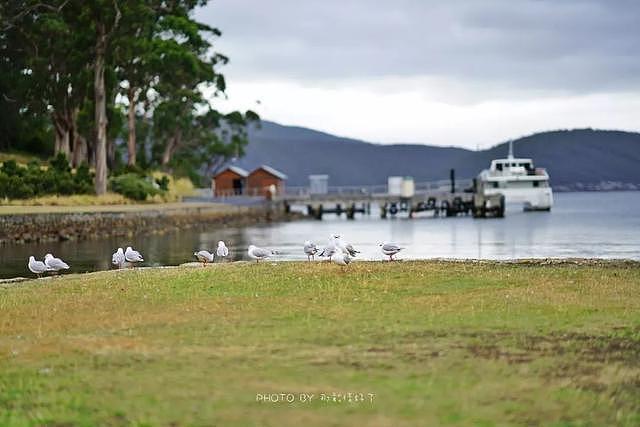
[196,0,640,149]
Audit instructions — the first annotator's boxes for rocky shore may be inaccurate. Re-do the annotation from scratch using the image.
[0,202,295,245]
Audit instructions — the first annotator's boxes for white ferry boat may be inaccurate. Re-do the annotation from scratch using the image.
[476,141,553,211]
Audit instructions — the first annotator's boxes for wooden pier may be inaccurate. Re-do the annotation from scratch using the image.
[191,177,505,220]
[279,179,504,220]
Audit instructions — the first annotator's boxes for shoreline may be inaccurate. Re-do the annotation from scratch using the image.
[3,257,638,286]
[0,201,297,245]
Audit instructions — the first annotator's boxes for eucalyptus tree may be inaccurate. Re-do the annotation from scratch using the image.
[148,1,261,177]
[113,1,159,167]
[149,3,224,168]
[1,0,259,191]
[1,0,91,158]
[78,1,122,194]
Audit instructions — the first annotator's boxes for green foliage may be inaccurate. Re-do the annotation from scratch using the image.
[1,0,259,188]
[49,152,71,173]
[109,173,160,201]
[0,154,93,199]
[155,175,170,191]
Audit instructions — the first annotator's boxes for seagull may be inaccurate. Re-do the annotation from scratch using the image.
[332,252,351,267]
[303,240,318,261]
[380,242,404,261]
[216,241,229,260]
[125,246,144,266]
[318,243,337,261]
[344,243,360,257]
[44,253,70,272]
[194,250,214,266]
[112,247,126,269]
[28,256,48,277]
[247,245,275,263]
[332,234,361,257]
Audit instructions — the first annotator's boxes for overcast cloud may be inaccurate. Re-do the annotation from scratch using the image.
[196,0,640,148]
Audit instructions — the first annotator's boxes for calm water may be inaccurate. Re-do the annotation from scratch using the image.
[1,191,639,279]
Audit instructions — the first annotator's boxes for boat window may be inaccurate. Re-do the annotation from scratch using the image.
[492,182,499,188]
[533,181,539,187]
[496,163,503,171]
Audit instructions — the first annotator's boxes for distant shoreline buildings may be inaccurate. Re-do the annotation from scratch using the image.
[212,165,288,197]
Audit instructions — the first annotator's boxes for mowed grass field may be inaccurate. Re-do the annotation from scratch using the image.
[1,261,639,426]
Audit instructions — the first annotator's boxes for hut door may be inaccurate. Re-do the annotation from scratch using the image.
[233,178,243,195]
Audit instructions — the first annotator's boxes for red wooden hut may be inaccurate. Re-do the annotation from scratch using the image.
[212,166,249,196]
[247,165,288,198]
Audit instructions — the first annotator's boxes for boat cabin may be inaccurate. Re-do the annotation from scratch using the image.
[490,158,535,175]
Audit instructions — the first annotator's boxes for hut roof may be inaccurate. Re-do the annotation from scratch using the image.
[252,165,288,180]
[215,165,249,178]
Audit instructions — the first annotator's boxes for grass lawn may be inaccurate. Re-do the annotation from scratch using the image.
[1,261,639,426]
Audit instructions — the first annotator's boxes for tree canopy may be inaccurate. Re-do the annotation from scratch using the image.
[0,0,258,192]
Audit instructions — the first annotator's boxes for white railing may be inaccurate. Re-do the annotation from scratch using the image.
[197,179,475,200]
[212,187,274,198]
[284,179,473,198]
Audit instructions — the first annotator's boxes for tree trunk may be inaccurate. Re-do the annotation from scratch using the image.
[107,138,116,170]
[67,107,79,166]
[126,87,138,166]
[52,113,71,158]
[72,134,88,167]
[161,129,181,166]
[94,24,108,195]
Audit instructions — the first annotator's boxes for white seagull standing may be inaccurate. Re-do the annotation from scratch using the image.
[318,243,337,261]
[332,234,360,257]
[112,247,126,269]
[247,245,275,263]
[318,235,342,261]
[194,250,214,266]
[216,241,229,260]
[380,242,404,261]
[44,253,70,272]
[303,240,318,261]
[125,246,144,266]
[28,256,48,277]
[332,252,351,268]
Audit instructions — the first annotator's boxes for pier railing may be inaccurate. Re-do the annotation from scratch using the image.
[283,179,474,199]
[192,179,474,202]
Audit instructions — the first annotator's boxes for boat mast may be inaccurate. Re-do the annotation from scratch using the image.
[508,140,514,159]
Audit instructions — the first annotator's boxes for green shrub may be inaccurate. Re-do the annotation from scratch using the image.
[0,154,94,199]
[49,152,71,173]
[0,173,34,199]
[155,175,170,191]
[72,163,94,194]
[109,173,160,201]
[1,159,22,177]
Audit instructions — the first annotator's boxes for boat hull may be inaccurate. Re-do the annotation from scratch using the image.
[483,187,553,211]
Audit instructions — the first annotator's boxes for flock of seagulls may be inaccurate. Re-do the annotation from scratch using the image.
[26,235,406,277]
[301,234,404,266]
[27,253,70,276]
[111,246,144,268]
[193,241,229,265]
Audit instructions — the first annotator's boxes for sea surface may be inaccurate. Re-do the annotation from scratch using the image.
[1,191,639,279]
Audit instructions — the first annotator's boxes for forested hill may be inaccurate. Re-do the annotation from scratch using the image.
[233,122,640,190]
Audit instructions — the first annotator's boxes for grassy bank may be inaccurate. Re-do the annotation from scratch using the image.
[1,261,639,426]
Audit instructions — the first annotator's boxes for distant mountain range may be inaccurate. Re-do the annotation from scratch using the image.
[230,121,640,190]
